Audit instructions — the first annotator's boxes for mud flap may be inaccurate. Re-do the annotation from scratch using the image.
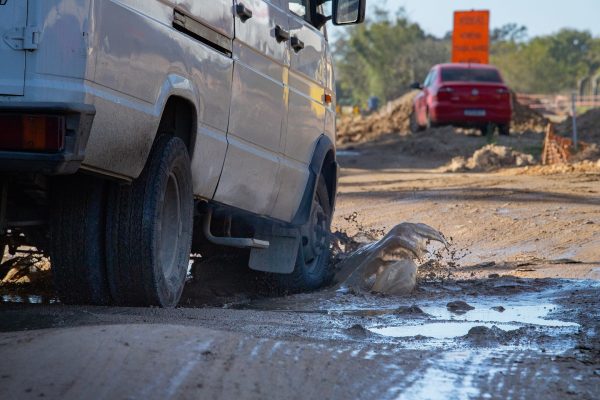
[249,227,301,274]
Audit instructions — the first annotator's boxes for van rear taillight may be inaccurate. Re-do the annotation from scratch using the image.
[0,114,65,152]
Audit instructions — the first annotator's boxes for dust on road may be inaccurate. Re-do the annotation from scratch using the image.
[1,129,599,400]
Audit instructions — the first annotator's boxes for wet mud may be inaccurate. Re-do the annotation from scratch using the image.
[1,133,599,399]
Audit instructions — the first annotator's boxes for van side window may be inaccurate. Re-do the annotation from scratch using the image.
[289,0,308,18]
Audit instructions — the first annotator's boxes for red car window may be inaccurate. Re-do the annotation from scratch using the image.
[441,68,502,83]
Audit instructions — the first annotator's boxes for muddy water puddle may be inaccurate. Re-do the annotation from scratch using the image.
[336,149,362,157]
[235,278,587,351]
[1,294,58,305]
[370,322,523,339]
[368,302,579,340]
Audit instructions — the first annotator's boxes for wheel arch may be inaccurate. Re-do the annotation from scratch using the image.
[291,135,338,226]
[152,75,200,158]
[156,96,198,158]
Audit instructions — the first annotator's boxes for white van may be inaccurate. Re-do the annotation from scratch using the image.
[0,0,366,306]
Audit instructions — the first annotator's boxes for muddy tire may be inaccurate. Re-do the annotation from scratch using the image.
[106,136,193,307]
[0,242,6,265]
[480,124,494,137]
[276,175,332,292]
[409,110,423,133]
[425,109,435,129]
[49,176,111,305]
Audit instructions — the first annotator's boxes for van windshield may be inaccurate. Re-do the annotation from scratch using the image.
[441,68,503,83]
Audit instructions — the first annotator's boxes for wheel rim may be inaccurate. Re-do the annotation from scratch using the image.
[301,196,329,272]
[159,172,182,282]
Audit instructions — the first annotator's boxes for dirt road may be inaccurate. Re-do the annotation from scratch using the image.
[1,133,599,400]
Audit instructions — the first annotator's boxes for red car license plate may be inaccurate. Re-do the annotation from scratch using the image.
[464,109,486,117]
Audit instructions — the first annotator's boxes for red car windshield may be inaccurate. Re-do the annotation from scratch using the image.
[441,68,503,83]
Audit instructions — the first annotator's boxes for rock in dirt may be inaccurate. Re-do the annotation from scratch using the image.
[442,144,536,172]
[447,301,475,313]
[344,324,372,338]
[492,306,506,312]
[464,325,506,341]
[394,305,429,317]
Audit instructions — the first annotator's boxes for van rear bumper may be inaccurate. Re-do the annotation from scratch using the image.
[0,102,95,175]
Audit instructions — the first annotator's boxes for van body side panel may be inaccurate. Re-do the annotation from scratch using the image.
[81,0,232,192]
[0,0,28,95]
[214,0,289,217]
[271,15,327,221]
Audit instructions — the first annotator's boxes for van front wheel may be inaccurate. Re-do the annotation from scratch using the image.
[276,175,333,292]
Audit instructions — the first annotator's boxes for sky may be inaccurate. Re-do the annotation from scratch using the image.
[377,0,600,38]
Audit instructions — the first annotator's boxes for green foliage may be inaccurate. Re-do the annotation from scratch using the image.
[334,14,600,103]
[334,8,449,104]
[491,28,599,93]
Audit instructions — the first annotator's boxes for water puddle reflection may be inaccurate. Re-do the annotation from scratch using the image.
[337,150,361,157]
[1,295,57,304]
[370,322,522,339]
[368,302,579,339]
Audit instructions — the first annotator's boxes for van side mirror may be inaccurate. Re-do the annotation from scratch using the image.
[410,82,423,90]
[332,0,366,25]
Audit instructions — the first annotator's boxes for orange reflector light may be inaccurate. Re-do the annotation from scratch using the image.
[0,114,65,152]
[324,94,333,104]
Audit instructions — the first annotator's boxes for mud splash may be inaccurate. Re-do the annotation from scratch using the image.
[333,223,447,295]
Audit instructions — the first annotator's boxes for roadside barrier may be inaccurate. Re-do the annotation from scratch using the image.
[517,93,600,114]
[541,124,593,165]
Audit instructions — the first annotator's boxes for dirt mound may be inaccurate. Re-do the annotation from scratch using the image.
[571,143,600,162]
[517,159,600,175]
[442,145,536,172]
[337,92,548,145]
[558,108,600,143]
[511,98,549,134]
[337,91,418,144]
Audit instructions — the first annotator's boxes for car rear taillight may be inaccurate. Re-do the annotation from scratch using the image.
[437,86,454,101]
[0,114,65,152]
[496,88,511,98]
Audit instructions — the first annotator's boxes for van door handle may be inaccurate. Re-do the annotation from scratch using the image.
[275,25,290,42]
[291,36,304,52]
[236,4,253,22]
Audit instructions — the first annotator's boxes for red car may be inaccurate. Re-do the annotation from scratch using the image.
[410,63,513,135]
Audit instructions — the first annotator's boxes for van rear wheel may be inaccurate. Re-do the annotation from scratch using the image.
[106,136,194,307]
[49,176,111,305]
[0,241,6,264]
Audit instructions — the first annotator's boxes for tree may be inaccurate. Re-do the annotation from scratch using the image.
[491,24,528,43]
[491,29,600,93]
[334,10,600,99]
[334,8,449,104]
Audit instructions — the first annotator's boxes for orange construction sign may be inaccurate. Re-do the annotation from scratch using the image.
[452,10,490,64]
